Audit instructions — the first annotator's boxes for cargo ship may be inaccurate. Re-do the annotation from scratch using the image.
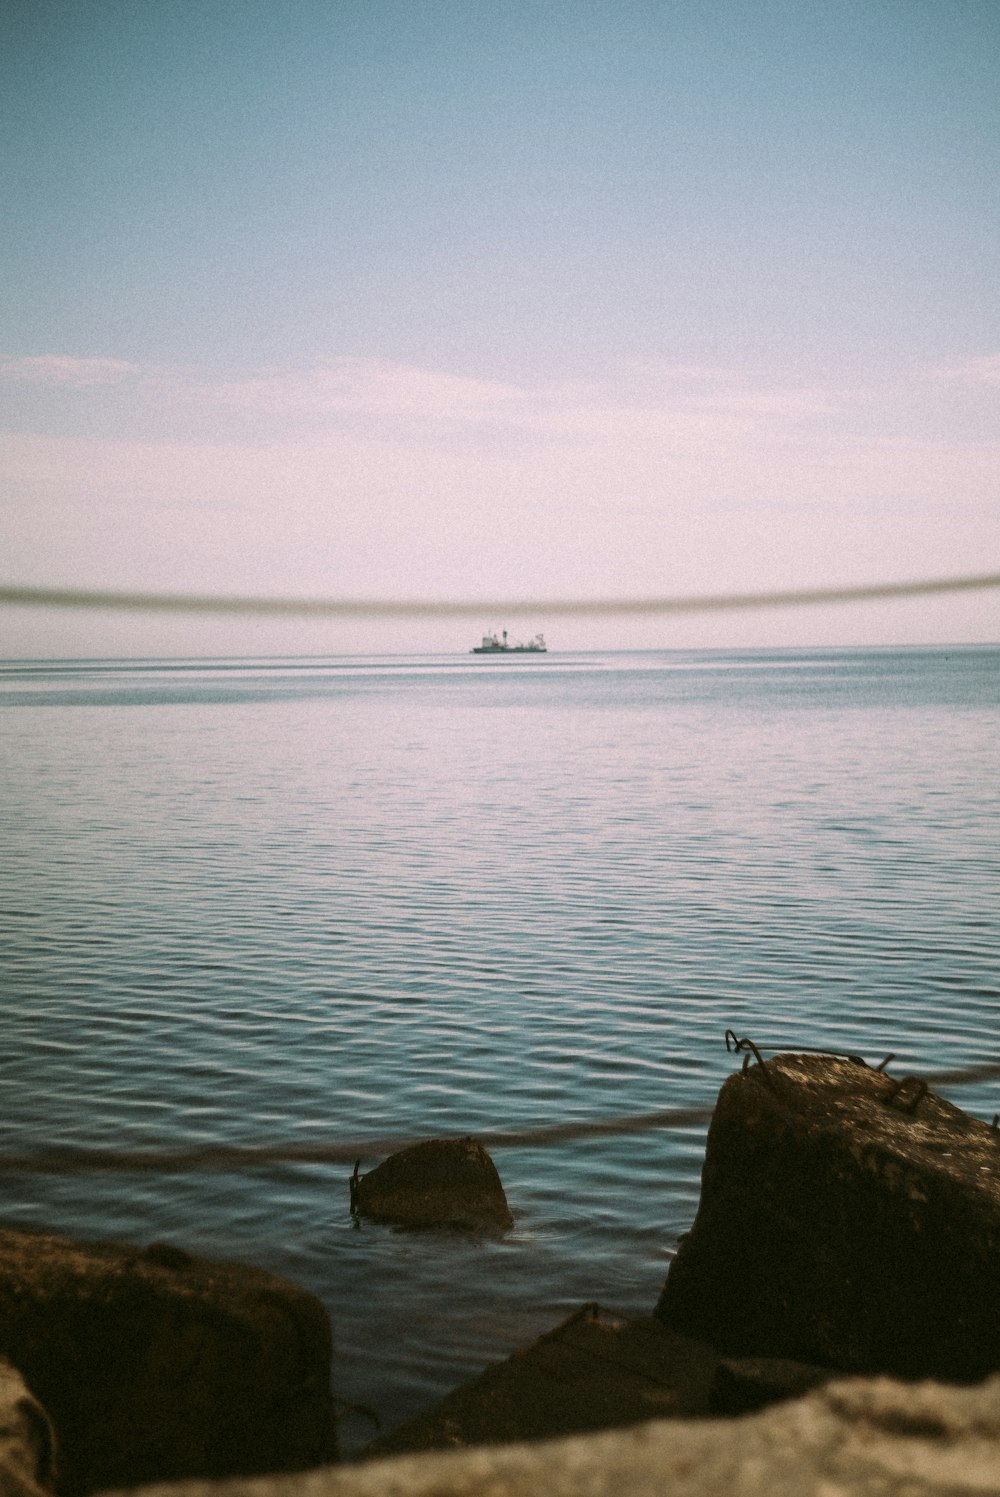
[471,630,547,654]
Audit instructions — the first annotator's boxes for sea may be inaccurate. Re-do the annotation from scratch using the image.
[1,644,998,1453]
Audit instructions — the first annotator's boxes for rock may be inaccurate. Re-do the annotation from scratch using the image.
[0,1358,56,1497]
[709,1355,832,1415]
[0,1226,335,1496]
[351,1138,513,1232]
[363,1305,719,1459]
[100,1370,1000,1497]
[655,1051,1000,1381]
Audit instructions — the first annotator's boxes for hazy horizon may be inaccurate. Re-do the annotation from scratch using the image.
[3,617,999,661]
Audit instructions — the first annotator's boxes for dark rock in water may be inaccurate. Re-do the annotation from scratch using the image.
[0,1226,335,1496]
[141,1241,195,1271]
[351,1137,514,1232]
[0,1357,57,1497]
[709,1355,832,1416]
[655,1052,1000,1382]
[363,1305,719,1458]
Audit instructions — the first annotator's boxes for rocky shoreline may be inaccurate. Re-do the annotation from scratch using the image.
[3,1049,1000,1495]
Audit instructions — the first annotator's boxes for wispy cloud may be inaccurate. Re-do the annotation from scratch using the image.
[207,359,526,421]
[3,352,998,538]
[203,360,839,426]
[0,354,141,387]
[926,354,1000,386]
[0,352,838,438]
[684,389,836,416]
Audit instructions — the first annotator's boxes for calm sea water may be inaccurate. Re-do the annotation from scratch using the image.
[1,646,998,1452]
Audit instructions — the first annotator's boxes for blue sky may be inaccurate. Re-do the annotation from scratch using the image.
[2,0,998,653]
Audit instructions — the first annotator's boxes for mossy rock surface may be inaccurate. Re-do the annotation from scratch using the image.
[656,1053,1000,1382]
[0,1227,335,1495]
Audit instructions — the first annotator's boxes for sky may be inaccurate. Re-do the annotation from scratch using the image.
[2,0,999,655]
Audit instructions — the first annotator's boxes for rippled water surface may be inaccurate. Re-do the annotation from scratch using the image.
[1,646,998,1451]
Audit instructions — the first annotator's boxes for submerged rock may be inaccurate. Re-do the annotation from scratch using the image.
[351,1137,514,1232]
[363,1305,719,1458]
[655,1051,1000,1382]
[0,1226,335,1496]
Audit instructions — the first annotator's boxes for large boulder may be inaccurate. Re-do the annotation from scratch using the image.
[655,1052,1000,1381]
[0,1228,335,1496]
[351,1138,513,1232]
[363,1305,719,1459]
